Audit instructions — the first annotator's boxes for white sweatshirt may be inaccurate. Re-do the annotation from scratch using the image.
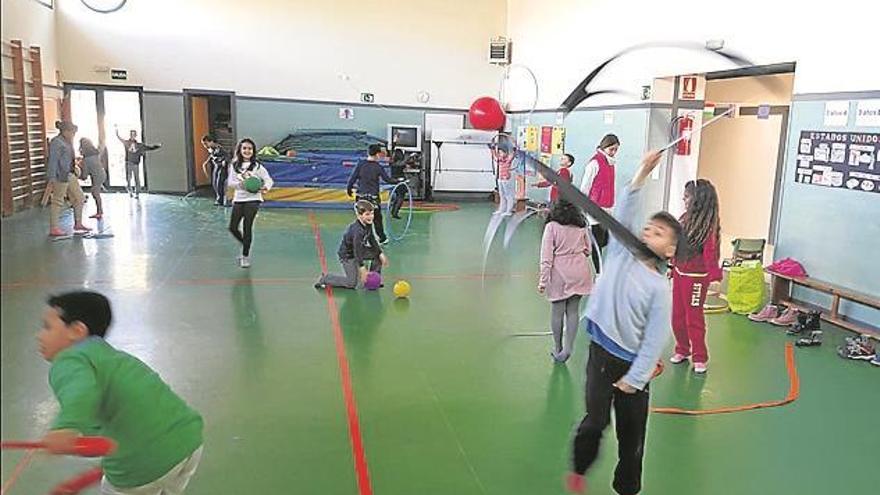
[227,161,274,202]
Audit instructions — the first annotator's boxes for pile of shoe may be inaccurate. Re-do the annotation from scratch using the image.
[838,335,879,366]
[748,304,823,347]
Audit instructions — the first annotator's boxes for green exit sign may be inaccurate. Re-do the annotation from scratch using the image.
[111,69,127,80]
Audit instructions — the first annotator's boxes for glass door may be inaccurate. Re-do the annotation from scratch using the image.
[104,90,144,189]
[67,85,144,190]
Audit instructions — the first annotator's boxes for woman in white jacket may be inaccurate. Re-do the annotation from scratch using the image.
[578,134,620,274]
[227,138,273,268]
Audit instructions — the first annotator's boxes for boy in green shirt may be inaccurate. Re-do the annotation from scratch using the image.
[37,291,204,494]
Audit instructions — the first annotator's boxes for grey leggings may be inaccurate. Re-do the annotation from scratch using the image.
[551,295,582,356]
[125,162,141,193]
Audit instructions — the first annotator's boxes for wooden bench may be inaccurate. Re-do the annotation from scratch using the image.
[770,272,880,339]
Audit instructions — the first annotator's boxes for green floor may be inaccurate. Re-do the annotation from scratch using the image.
[1,194,877,494]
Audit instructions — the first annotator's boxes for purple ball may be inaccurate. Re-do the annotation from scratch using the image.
[364,271,382,291]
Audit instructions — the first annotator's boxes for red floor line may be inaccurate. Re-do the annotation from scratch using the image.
[0,449,36,495]
[309,212,373,495]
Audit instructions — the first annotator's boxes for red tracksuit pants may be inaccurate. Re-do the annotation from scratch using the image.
[672,270,710,363]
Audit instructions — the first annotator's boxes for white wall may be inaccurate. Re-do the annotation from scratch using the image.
[1,0,59,85]
[507,0,880,109]
[55,0,507,107]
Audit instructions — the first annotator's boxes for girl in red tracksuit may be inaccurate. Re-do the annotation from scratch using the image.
[669,179,722,374]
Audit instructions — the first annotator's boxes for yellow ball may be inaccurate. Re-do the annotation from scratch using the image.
[393,280,411,298]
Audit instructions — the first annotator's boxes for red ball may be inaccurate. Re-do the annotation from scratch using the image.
[469,97,506,130]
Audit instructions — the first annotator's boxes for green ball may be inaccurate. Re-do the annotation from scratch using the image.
[244,176,263,193]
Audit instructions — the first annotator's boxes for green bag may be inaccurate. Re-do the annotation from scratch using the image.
[727,261,765,314]
[257,146,279,157]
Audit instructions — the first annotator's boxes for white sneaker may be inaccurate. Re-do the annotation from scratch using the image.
[693,362,708,374]
[240,256,251,268]
[669,353,689,364]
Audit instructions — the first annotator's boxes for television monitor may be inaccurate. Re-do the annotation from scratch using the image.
[388,124,422,152]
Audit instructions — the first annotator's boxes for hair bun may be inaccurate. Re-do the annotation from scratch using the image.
[55,120,64,130]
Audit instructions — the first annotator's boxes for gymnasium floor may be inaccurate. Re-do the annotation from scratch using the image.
[1,194,877,494]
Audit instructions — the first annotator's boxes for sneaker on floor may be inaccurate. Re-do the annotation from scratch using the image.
[89,213,103,219]
[49,228,68,237]
[669,353,689,364]
[314,276,326,290]
[565,472,585,494]
[838,338,876,361]
[845,334,871,346]
[72,225,93,234]
[693,362,708,374]
[239,256,251,268]
[796,330,823,347]
[748,303,780,322]
[770,307,798,326]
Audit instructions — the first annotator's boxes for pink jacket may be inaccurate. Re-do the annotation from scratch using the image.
[539,222,594,301]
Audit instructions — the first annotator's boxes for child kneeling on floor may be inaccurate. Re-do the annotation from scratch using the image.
[37,291,204,494]
[315,199,388,290]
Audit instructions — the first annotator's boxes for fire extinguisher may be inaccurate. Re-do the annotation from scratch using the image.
[676,114,694,155]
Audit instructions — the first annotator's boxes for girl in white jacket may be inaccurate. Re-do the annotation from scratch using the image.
[227,138,273,268]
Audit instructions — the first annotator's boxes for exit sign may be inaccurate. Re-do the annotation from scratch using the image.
[111,69,127,80]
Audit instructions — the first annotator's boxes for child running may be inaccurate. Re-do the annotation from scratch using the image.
[79,137,107,220]
[37,291,204,494]
[227,138,273,268]
[539,199,593,363]
[347,144,398,244]
[568,150,681,495]
[201,134,229,206]
[669,179,722,374]
[315,200,388,290]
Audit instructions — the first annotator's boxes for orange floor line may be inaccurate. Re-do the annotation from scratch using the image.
[0,449,36,495]
[651,343,799,416]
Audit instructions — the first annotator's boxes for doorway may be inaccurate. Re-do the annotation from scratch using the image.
[66,84,145,190]
[662,66,795,259]
[184,90,235,192]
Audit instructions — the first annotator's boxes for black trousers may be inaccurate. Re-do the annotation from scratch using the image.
[356,194,386,243]
[389,186,407,219]
[212,163,228,204]
[229,201,260,256]
[590,224,609,274]
[572,342,649,495]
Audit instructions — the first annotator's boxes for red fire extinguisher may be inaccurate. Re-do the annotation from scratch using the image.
[676,114,694,155]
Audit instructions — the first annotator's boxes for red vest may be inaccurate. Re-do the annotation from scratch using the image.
[588,152,615,208]
[550,167,572,202]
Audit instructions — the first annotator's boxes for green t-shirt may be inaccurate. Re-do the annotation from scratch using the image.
[50,337,203,488]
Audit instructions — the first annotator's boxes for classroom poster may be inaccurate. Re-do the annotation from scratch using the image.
[525,126,538,152]
[551,127,566,154]
[856,100,880,127]
[795,130,879,193]
[540,126,553,154]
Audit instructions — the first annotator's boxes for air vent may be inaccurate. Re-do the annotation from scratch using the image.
[489,37,511,65]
